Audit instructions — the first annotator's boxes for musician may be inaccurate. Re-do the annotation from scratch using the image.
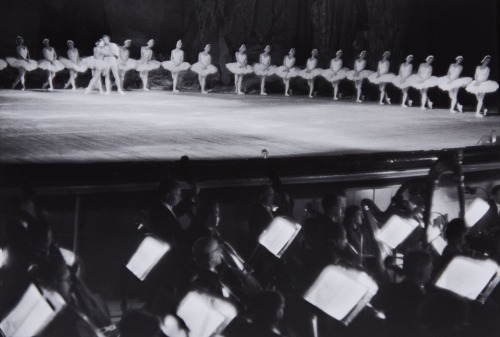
[343,205,365,253]
[371,249,434,337]
[185,199,219,247]
[247,185,276,252]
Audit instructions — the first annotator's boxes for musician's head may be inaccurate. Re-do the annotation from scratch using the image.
[403,249,433,286]
[322,191,347,222]
[159,179,182,207]
[492,185,500,204]
[193,237,223,270]
[258,185,275,208]
[444,218,466,245]
[197,199,220,230]
[247,291,285,329]
[343,205,363,228]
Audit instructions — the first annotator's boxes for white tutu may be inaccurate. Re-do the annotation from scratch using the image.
[411,76,439,89]
[253,64,277,77]
[59,57,88,72]
[118,59,138,71]
[6,57,38,71]
[225,63,253,75]
[465,80,499,94]
[321,68,349,82]
[162,60,191,73]
[82,57,110,72]
[135,60,161,72]
[0,59,7,70]
[38,59,65,72]
[346,69,374,81]
[275,66,299,79]
[190,62,218,76]
[392,74,419,89]
[368,72,396,84]
[436,76,471,91]
[299,68,323,80]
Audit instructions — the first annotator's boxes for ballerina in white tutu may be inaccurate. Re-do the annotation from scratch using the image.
[321,50,348,100]
[276,48,298,97]
[437,56,472,113]
[253,45,277,96]
[59,40,88,90]
[226,44,253,95]
[135,39,161,91]
[368,51,396,105]
[162,40,191,93]
[84,39,106,95]
[392,55,415,107]
[299,49,322,98]
[38,39,65,91]
[411,55,439,110]
[466,55,499,118]
[7,36,38,90]
[346,51,374,102]
[117,39,137,91]
[190,44,218,94]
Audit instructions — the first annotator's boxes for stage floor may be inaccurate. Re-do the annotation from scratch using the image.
[0,89,498,163]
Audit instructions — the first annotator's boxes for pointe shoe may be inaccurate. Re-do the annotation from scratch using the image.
[105,91,110,95]
[457,104,463,113]
[48,87,54,92]
[386,97,391,105]
[260,92,267,96]
[64,83,70,89]
[427,100,433,109]
[237,91,245,95]
[71,87,76,91]
[333,97,339,101]
[475,113,484,118]
[118,89,125,95]
[356,99,362,103]
[379,102,385,105]
[484,109,488,116]
[450,109,457,114]
[408,100,413,107]
[173,89,180,93]
[143,88,150,92]
[421,106,427,110]
[285,93,290,97]
[402,104,408,108]
[201,91,208,94]
[84,89,90,95]
[42,82,49,89]
[21,87,25,91]
[309,94,313,98]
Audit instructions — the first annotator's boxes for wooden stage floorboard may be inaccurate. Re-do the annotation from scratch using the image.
[0,89,498,163]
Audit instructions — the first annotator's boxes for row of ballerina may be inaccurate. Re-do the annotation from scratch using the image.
[1,36,498,117]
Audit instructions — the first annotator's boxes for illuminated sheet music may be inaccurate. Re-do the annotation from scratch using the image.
[375,215,419,249]
[465,198,490,228]
[435,256,498,300]
[126,236,171,281]
[258,217,301,258]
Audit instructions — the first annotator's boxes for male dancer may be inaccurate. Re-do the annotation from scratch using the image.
[101,35,124,95]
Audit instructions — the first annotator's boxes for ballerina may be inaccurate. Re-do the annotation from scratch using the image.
[162,40,191,93]
[392,55,415,107]
[253,45,277,96]
[276,48,299,97]
[6,36,38,90]
[346,51,374,103]
[117,39,137,91]
[465,55,499,118]
[83,39,106,95]
[135,39,161,91]
[411,55,439,110]
[37,39,65,91]
[368,51,396,105]
[321,50,348,100]
[190,44,218,94]
[225,44,253,95]
[0,58,7,71]
[59,40,88,90]
[299,49,322,98]
[437,56,472,113]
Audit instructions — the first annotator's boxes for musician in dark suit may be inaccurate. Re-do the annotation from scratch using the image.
[248,185,276,250]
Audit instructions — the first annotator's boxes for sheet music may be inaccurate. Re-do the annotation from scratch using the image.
[465,198,490,228]
[427,223,447,255]
[435,256,499,300]
[176,291,237,337]
[59,247,76,266]
[258,217,301,258]
[304,265,377,322]
[126,236,171,281]
[375,215,419,249]
[0,284,58,337]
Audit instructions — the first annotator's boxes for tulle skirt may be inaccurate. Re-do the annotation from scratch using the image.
[135,60,161,72]
[190,62,218,76]
[0,59,7,70]
[38,59,65,72]
[392,74,418,89]
[6,57,38,71]
[437,77,472,91]
[82,57,110,72]
[253,64,277,77]
[411,76,439,89]
[321,68,349,82]
[299,68,323,80]
[275,66,299,79]
[162,61,191,73]
[346,69,374,81]
[59,57,88,72]
[226,63,253,75]
[368,72,396,84]
[118,59,138,72]
[465,80,499,94]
